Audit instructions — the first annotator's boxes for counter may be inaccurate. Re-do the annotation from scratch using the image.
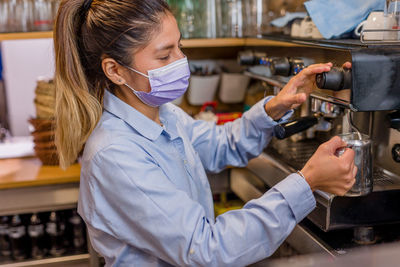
[0,157,80,190]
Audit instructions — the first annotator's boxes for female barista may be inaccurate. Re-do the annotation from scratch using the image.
[54,0,356,266]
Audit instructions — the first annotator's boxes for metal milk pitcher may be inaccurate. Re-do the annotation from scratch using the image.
[336,133,373,197]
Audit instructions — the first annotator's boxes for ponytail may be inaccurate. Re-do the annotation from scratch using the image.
[54,0,102,169]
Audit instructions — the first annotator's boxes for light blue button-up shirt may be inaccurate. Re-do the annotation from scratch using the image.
[78,90,316,267]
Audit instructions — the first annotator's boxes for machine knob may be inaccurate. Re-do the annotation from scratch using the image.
[391,144,400,163]
[316,67,352,91]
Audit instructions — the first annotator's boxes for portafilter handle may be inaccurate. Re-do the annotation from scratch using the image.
[274,116,319,140]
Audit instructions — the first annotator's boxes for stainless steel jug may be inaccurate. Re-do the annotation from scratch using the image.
[336,133,373,197]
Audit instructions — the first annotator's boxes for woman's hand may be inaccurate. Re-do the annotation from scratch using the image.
[301,136,357,196]
[264,63,333,120]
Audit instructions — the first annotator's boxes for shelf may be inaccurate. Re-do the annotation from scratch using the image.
[0,158,80,190]
[181,38,304,48]
[0,253,90,267]
[243,71,287,88]
[0,31,53,41]
[2,31,398,51]
[181,38,245,47]
[261,34,400,51]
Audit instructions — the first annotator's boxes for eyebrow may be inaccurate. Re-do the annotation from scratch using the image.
[156,33,182,51]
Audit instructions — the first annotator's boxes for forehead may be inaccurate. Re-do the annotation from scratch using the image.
[143,13,180,51]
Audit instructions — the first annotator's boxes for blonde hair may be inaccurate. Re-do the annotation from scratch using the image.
[54,0,170,168]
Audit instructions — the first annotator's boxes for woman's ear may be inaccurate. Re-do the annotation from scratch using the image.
[102,58,126,85]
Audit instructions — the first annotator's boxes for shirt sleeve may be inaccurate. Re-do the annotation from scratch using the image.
[79,143,315,267]
[177,96,293,173]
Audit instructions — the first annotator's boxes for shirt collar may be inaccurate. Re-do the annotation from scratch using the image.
[103,90,163,141]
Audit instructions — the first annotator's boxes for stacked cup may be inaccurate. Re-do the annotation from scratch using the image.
[28,78,58,165]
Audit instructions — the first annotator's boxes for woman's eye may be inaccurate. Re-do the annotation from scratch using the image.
[159,55,170,61]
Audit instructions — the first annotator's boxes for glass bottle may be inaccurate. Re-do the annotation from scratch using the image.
[0,216,11,259]
[69,210,86,253]
[28,213,45,259]
[216,0,243,37]
[8,215,26,261]
[46,211,66,257]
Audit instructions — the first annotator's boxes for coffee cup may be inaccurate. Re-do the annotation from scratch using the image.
[354,11,397,41]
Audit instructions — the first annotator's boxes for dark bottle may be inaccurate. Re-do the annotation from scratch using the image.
[0,216,11,259]
[46,211,66,257]
[69,210,86,253]
[28,213,45,259]
[8,215,27,261]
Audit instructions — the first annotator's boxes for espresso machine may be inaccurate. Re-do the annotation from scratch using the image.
[234,47,400,253]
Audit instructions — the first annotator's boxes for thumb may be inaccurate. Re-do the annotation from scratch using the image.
[324,136,347,154]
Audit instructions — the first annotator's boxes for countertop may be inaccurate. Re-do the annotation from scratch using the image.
[0,157,80,190]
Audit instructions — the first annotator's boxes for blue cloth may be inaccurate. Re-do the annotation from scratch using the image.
[78,90,316,267]
[304,0,385,39]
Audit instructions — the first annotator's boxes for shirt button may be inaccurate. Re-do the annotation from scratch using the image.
[189,249,195,255]
[184,160,188,164]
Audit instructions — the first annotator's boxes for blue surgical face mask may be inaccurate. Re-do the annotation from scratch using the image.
[123,57,190,107]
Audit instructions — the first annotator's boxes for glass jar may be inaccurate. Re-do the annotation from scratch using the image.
[168,0,216,38]
[242,0,275,37]
[32,0,54,31]
[216,0,243,37]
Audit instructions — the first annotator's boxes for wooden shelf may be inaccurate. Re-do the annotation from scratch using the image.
[0,31,53,41]
[182,38,245,47]
[0,32,305,48]
[1,32,395,50]
[0,157,80,190]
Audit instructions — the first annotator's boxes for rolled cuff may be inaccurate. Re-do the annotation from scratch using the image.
[274,173,316,223]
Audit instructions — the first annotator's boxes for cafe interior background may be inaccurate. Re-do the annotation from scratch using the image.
[1,0,400,266]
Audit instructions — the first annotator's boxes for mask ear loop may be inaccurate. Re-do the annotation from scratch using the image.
[123,83,158,108]
[125,65,150,79]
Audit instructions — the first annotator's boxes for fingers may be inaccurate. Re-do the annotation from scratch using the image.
[322,136,347,154]
[301,63,332,76]
[342,62,352,69]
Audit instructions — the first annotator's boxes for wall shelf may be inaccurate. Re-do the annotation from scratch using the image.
[0,253,90,267]
[1,32,399,50]
[0,31,53,41]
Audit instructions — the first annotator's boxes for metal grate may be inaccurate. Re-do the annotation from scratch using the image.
[269,139,319,170]
[373,168,397,186]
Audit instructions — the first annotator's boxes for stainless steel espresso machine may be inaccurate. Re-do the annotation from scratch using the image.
[232,47,400,256]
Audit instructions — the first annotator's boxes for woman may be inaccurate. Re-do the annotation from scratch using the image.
[54,0,356,266]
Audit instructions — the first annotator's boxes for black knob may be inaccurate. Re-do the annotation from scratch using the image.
[271,58,291,76]
[392,144,400,163]
[316,67,352,91]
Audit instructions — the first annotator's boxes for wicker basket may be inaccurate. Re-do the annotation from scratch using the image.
[28,118,54,132]
[35,80,56,97]
[33,147,59,166]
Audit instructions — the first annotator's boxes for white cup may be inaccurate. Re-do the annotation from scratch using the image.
[354,11,397,41]
[298,17,323,39]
